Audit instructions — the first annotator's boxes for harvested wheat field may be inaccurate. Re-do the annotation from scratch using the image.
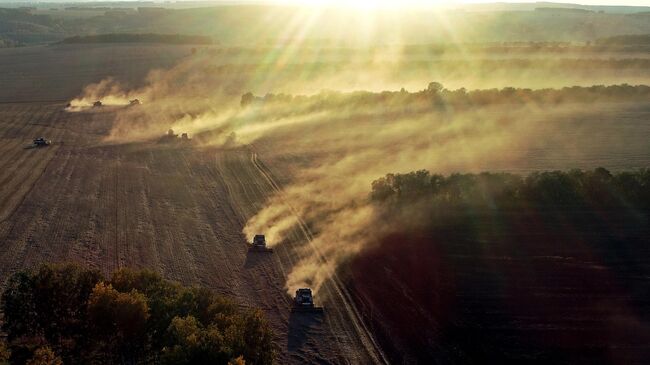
[0,100,386,364]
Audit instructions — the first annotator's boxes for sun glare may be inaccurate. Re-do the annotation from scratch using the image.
[283,0,455,9]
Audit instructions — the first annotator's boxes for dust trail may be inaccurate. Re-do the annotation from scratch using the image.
[68,78,140,109]
[67,46,638,297]
[66,43,644,139]
[241,103,544,295]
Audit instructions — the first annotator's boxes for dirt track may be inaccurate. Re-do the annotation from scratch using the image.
[0,102,386,364]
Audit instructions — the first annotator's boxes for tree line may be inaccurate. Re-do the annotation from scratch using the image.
[0,264,274,365]
[597,34,650,45]
[59,34,213,45]
[371,168,650,211]
[352,168,650,364]
[241,83,650,110]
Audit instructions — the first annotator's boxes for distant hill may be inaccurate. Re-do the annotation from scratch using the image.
[597,34,650,45]
[465,2,650,14]
[60,33,213,45]
[535,7,594,13]
[2,4,650,46]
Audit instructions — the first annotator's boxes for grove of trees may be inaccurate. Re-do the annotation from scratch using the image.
[60,34,214,45]
[353,168,650,364]
[241,83,650,114]
[370,167,650,210]
[1,264,274,365]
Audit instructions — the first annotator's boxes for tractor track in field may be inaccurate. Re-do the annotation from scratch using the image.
[114,157,121,271]
[0,105,69,279]
[0,103,388,363]
[0,108,66,225]
[248,146,390,365]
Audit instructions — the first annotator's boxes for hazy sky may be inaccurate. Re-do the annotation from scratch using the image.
[1,0,649,6]
[464,0,650,5]
[263,0,650,6]
[245,0,650,7]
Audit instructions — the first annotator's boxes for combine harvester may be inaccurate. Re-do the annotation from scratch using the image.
[32,137,51,147]
[159,129,192,144]
[291,288,324,313]
[249,234,273,253]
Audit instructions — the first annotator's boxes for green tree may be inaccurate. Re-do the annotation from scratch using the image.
[25,347,62,365]
[162,315,230,365]
[87,282,150,362]
[1,264,103,363]
[232,310,274,365]
[2,265,275,365]
[0,339,10,363]
[427,82,444,94]
[240,92,254,107]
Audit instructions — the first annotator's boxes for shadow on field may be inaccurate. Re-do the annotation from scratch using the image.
[287,311,323,352]
[243,251,273,269]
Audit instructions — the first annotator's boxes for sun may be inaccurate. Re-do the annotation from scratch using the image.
[334,0,390,9]
[282,0,455,9]
[282,0,377,8]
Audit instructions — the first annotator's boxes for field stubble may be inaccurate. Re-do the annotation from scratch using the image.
[0,102,383,364]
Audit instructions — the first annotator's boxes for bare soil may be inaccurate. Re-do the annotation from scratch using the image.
[0,101,388,364]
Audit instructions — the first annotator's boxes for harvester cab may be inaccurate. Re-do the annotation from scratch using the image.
[32,137,51,147]
[249,234,273,253]
[291,288,324,313]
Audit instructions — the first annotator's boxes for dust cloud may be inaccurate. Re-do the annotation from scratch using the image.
[69,78,139,108]
[69,46,645,297]
[240,105,543,294]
